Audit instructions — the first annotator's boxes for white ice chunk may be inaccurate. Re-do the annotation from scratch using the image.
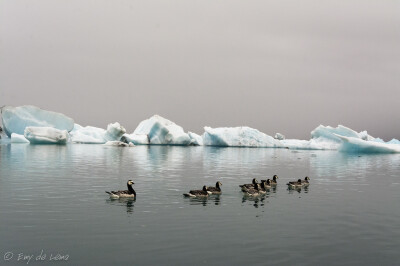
[133,115,191,145]
[70,122,126,144]
[104,141,134,147]
[121,134,149,145]
[1,105,74,137]
[281,125,378,150]
[388,139,400,145]
[24,127,69,144]
[70,124,107,144]
[11,133,30,143]
[203,126,282,147]
[311,125,361,142]
[274,133,285,140]
[281,139,340,150]
[335,134,400,153]
[104,122,126,142]
[188,132,203,146]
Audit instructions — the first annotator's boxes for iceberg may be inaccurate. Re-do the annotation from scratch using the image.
[388,139,400,145]
[70,122,126,144]
[280,139,339,150]
[11,133,30,143]
[276,125,373,150]
[279,125,378,150]
[104,122,126,142]
[24,127,69,144]
[335,134,400,153]
[131,115,193,145]
[203,126,282,147]
[310,125,373,143]
[1,105,74,137]
[188,132,203,146]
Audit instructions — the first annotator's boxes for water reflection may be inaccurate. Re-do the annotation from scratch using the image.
[310,151,400,180]
[184,195,221,206]
[267,186,278,194]
[242,194,267,208]
[287,186,309,194]
[106,198,135,213]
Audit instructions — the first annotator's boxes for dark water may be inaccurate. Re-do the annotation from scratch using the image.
[0,144,400,265]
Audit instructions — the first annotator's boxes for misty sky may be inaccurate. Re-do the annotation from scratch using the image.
[1,0,399,140]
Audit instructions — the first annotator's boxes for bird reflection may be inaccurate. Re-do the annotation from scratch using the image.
[210,195,221,205]
[287,186,309,194]
[185,195,221,206]
[187,197,208,206]
[106,198,135,213]
[242,194,267,208]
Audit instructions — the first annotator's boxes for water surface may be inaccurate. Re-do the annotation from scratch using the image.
[1,144,400,265]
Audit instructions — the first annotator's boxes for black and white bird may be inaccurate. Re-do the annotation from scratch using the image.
[183,185,212,197]
[301,176,310,185]
[242,183,261,196]
[287,179,303,189]
[105,180,136,199]
[239,178,258,189]
[259,180,272,192]
[262,175,278,186]
[207,181,222,195]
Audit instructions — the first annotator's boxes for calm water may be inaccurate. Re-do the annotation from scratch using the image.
[1,144,400,265]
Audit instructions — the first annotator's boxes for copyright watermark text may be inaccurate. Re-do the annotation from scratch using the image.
[3,250,69,264]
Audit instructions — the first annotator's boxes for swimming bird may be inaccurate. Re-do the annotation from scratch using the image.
[183,185,211,197]
[207,181,222,194]
[262,175,278,186]
[259,180,272,192]
[242,183,261,196]
[239,178,258,189]
[287,179,303,189]
[105,180,136,199]
[301,176,310,185]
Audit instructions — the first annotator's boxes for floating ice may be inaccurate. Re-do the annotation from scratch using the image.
[70,122,126,144]
[104,141,134,147]
[1,105,74,137]
[131,115,193,145]
[11,133,30,143]
[104,123,126,142]
[279,125,378,150]
[203,126,282,147]
[24,127,69,144]
[388,139,400,145]
[311,125,373,143]
[188,132,203,146]
[69,124,106,144]
[335,134,400,153]
[2,104,398,154]
[280,139,339,150]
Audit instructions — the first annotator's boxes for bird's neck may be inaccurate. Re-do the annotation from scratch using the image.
[127,184,136,195]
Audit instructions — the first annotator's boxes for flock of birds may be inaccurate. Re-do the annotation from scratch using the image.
[105,175,311,199]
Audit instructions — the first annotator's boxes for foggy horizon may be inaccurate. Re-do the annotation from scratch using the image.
[1,0,399,140]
